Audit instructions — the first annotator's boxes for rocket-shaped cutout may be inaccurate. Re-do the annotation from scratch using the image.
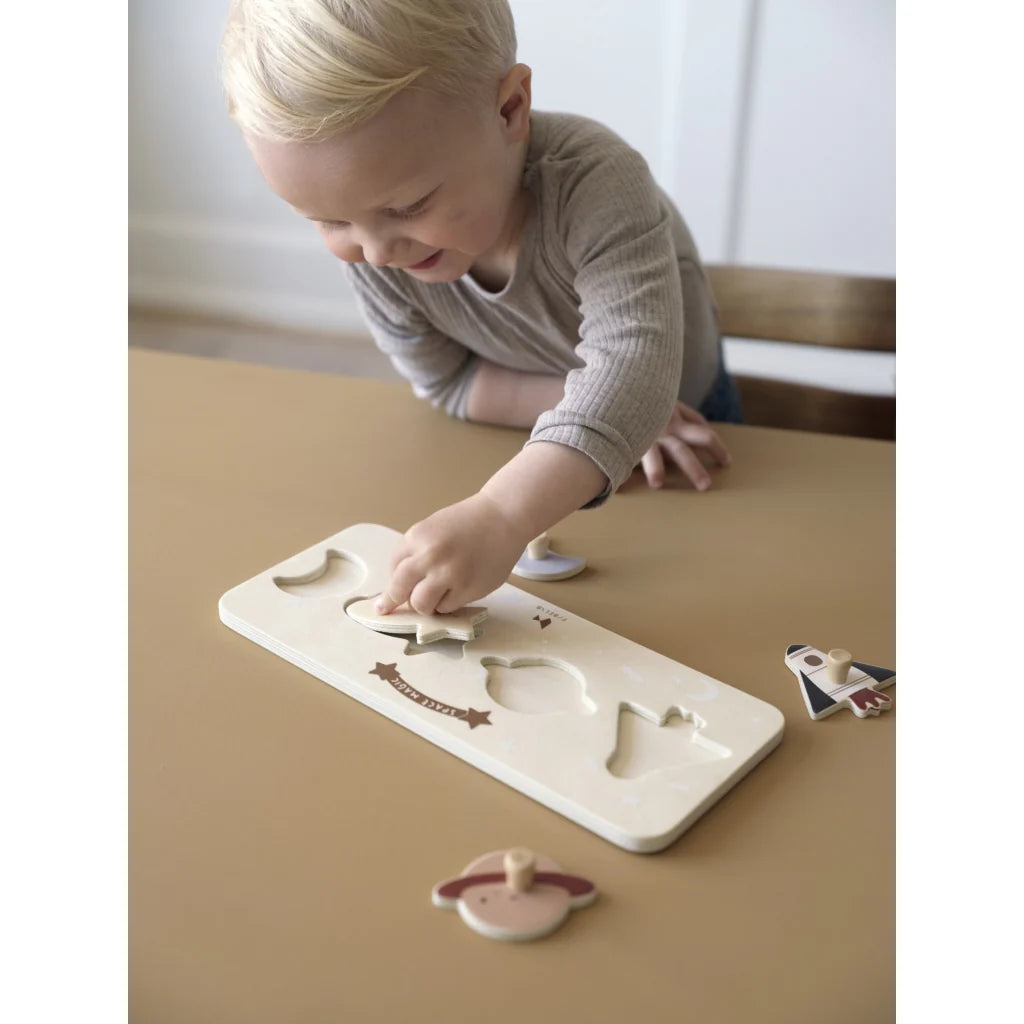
[784,644,895,721]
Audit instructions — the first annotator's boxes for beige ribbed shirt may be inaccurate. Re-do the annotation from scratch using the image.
[343,111,720,498]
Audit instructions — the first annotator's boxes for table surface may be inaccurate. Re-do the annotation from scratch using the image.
[129,349,895,1024]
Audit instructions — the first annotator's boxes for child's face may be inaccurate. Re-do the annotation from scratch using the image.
[247,70,532,284]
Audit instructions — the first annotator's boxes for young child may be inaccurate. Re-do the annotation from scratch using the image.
[220,0,741,617]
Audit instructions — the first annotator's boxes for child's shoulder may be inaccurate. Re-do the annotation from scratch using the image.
[528,111,659,229]
[529,110,642,169]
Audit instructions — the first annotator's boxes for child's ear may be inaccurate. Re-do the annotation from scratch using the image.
[498,63,532,138]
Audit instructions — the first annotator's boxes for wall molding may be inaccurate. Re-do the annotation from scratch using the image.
[666,0,756,262]
[129,216,365,333]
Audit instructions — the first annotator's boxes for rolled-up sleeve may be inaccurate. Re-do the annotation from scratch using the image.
[344,264,479,417]
[527,149,684,504]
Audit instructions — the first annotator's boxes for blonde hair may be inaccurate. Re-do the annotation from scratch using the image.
[221,0,518,141]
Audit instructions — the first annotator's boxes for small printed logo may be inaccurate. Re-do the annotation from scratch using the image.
[533,605,568,630]
[368,663,492,729]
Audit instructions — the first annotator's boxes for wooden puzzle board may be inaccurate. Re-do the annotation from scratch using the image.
[219,523,785,852]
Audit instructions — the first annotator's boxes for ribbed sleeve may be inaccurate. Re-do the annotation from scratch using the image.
[528,148,684,497]
[344,263,479,417]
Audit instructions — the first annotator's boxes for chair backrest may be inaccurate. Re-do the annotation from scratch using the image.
[705,265,896,440]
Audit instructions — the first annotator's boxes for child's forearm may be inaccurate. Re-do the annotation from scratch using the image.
[479,440,606,542]
[465,360,566,428]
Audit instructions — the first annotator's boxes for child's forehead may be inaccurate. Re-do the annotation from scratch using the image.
[248,90,486,212]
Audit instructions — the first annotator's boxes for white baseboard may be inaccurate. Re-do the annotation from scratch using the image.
[128,275,367,335]
[128,216,365,334]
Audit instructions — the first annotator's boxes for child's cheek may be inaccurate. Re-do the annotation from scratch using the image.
[443,205,471,232]
[324,237,361,264]
[445,206,499,253]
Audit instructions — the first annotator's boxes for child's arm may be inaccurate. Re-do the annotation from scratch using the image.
[465,359,731,491]
[464,360,565,428]
[374,440,604,615]
[376,374,732,617]
[344,263,481,414]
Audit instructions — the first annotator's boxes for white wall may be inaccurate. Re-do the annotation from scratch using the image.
[735,0,895,274]
[129,0,895,393]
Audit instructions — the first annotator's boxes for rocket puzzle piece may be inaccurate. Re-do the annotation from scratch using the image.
[432,848,596,942]
[784,644,895,720]
[346,597,488,643]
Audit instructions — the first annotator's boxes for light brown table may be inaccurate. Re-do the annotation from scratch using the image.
[130,349,895,1024]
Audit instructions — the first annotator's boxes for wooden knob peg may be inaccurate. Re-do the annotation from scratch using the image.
[503,847,536,892]
[827,649,853,685]
[526,534,550,560]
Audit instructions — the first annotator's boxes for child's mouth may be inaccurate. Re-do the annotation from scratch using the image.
[407,250,443,271]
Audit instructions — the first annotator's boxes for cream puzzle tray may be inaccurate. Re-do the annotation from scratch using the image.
[219,523,785,852]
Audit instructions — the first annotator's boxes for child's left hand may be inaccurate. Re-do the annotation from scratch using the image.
[641,402,731,491]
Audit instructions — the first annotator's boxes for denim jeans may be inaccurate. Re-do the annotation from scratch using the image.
[697,343,744,424]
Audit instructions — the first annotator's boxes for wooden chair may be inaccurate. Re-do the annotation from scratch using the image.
[705,265,896,440]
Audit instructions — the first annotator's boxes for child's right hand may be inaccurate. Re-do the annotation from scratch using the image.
[641,401,731,491]
[374,493,529,617]
[375,441,607,617]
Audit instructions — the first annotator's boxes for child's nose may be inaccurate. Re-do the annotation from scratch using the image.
[357,228,399,268]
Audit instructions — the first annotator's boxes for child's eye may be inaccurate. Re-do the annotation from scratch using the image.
[316,188,437,230]
[389,201,427,220]
[386,190,437,220]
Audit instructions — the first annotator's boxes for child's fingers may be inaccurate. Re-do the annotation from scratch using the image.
[676,422,731,467]
[388,545,411,578]
[407,578,450,617]
[376,557,421,613]
[674,403,732,466]
[675,402,710,426]
[375,590,401,615]
[435,589,464,615]
[660,437,711,491]
[641,446,667,488]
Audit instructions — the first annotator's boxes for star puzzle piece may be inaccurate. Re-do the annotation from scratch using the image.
[784,644,896,720]
[346,597,488,643]
[512,532,586,582]
[432,847,596,942]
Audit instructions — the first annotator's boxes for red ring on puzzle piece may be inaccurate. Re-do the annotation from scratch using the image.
[434,871,596,902]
